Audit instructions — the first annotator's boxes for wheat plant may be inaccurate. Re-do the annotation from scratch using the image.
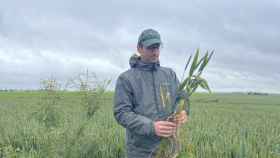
[153,49,214,158]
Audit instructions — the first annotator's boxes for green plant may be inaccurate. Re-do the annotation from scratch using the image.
[63,70,111,157]
[32,77,62,129]
[66,69,111,119]
[154,48,214,158]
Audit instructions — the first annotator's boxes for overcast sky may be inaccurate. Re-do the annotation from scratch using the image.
[0,0,279,93]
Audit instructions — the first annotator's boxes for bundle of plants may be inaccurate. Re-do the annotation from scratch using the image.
[152,49,214,158]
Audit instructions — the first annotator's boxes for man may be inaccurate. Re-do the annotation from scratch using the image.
[114,29,188,158]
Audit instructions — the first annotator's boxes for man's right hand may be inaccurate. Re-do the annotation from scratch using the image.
[154,121,177,138]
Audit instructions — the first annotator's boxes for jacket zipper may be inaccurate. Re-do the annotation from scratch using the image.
[152,70,160,113]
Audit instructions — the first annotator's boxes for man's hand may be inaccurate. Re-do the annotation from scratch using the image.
[154,111,188,138]
[175,110,188,125]
[154,121,177,138]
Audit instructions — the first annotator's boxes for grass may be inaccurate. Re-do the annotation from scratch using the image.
[0,91,279,158]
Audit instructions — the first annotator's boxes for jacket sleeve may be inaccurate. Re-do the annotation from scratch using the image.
[113,75,155,136]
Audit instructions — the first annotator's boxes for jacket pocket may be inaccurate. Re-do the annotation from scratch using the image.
[132,133,160,150]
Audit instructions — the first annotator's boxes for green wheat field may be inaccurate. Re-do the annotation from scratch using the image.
[0,91,279,158]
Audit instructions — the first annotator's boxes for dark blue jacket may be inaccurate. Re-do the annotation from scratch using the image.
[114,54,187,158]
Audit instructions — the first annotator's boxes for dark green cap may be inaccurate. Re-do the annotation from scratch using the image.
[138,29,162,48]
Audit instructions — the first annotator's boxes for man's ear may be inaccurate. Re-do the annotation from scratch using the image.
[137,45,143,54]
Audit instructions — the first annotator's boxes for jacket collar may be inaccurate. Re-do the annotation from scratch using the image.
[129,54,160,71]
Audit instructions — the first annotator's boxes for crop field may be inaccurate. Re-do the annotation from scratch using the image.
[0,91,279,158]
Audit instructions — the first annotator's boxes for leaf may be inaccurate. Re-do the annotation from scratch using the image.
[160,86,166,108]
[189,82,199,96]
[197,50,215,76]
[178,77,190,92]
[181,55,192,80]
[203,50,214,69]
[189,49,200,77]
[184,55,192,72]
[207,50,214,63]
[197,77,211,93]
[177,99,186,113]
[198,51,209,73]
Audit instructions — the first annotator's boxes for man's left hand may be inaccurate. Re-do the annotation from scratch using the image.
[175,110,188,125]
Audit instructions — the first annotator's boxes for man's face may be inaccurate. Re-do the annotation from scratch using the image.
[138,43,160,63]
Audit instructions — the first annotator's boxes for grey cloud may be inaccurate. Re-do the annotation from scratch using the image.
[0,0,279,92]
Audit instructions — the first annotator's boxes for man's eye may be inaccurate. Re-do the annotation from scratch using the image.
[148,46,159,49]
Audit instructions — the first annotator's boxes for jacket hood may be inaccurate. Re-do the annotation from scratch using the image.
[129,53,160,71]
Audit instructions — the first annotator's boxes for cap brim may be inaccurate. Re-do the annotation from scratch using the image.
[142,39,162,48]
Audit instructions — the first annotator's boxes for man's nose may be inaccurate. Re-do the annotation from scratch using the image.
[150,48,159,53]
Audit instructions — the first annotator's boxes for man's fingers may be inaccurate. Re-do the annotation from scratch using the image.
[154,121,179,137]
[158,121,176,127]
[160,133,174,138]
[158,134,171,138]
[158,130,174,135]
[158,125,175,131]
[181,110,187,115]
[157,130,176,137]
[158,127,176,133]
[174,110,188,124]
[178,115,187,122]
